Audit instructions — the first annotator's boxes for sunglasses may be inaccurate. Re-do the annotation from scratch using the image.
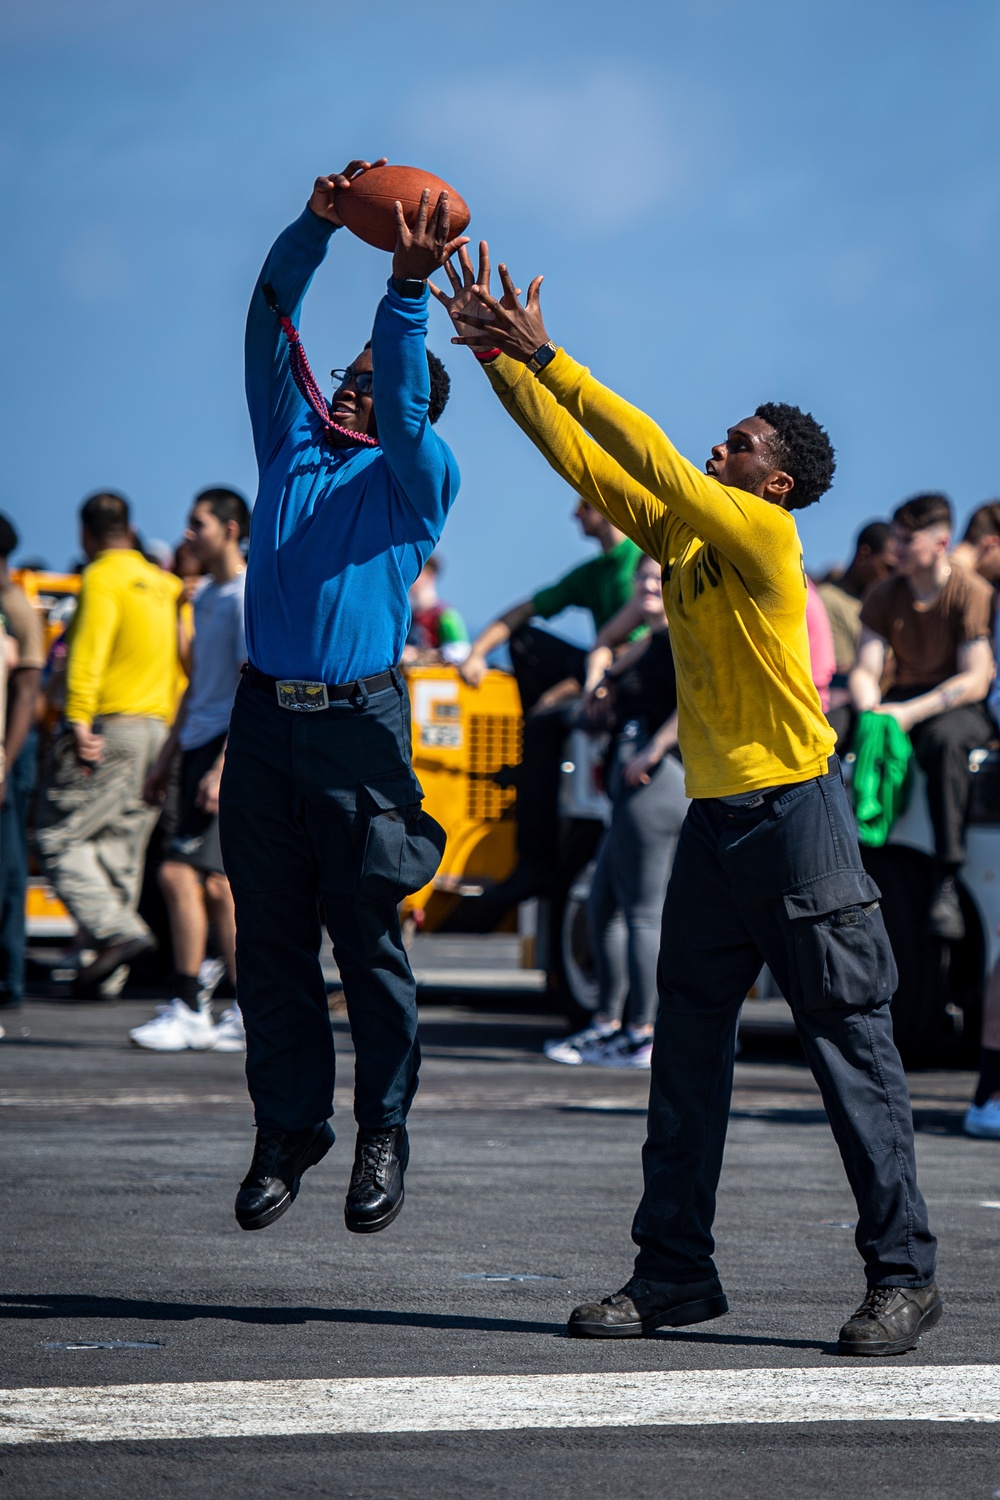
[330,367,374,395]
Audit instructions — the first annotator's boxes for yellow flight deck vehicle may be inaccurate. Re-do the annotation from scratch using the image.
[400,664,522,930]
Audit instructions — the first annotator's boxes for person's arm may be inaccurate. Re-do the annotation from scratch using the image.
[64,575,120,763]
[4,666,40,771]
[197,740,227,816]
[848,627,887,713]
[624,711,680,787]
[369,192,469,528]
[459,600,534,687]
[584,597,646,692]
[143,687,190,806]
[245,162,385,468]
[872,638,994,733]
[448,252,796,580]
[431,247,673,562]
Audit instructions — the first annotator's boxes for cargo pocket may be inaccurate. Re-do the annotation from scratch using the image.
[358,778,447,902]
[782,870,897,1012]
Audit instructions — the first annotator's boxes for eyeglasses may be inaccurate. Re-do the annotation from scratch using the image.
[330,367,374,395]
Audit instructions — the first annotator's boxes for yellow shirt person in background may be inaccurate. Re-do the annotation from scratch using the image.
[432,245,940,1358]
[37,492,181,992]
[65,546,182,728]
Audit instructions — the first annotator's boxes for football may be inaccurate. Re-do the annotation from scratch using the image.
[334,164,470,253]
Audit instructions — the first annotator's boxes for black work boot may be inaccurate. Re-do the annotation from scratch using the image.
[928,873,965,941]
[344,1125,408,1234]
[568,1275,728,1338]
[234,1122,334,1231]
[837,1283,943,1356]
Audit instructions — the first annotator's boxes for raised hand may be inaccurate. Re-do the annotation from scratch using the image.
[430,242,497,340]
[446,253,551,364]
[392,188,470,282]
[308,159,387,226]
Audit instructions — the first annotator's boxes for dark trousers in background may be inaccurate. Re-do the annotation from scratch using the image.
[632,762,937,1291]
[509,624,587,869]
[219,673,430,1136]
[0,730,37,1007]
[889,697,992,867]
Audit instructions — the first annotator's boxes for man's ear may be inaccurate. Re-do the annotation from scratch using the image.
[761,469,794,507]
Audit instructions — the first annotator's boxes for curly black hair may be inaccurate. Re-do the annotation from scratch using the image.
[362,342,450,426]
[754,402,836,511]
[426,351,450,425]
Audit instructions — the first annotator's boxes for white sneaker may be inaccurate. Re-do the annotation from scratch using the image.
[128,999,217,1052]
[211,1005,246,1053]
[197,957,227,1003]
[591,1032,654,1069]
[543,1021,620,1066]
[964,1099,1000,1139]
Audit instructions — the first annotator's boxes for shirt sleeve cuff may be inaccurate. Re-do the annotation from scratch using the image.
[535,347,585,399]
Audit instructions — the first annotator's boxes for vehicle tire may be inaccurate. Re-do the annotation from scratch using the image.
[861,844,983,1066]
[546,820,605,1024]
[557,861,599,1018]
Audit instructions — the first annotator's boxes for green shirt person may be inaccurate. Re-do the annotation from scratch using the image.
[460,497,641,706]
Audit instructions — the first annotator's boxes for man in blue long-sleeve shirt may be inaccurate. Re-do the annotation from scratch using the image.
[219,161,467,1237]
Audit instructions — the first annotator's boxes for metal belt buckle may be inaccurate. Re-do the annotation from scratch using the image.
[275,679,330,712]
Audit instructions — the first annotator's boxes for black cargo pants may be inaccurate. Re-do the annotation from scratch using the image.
[632,760,937,1290]
[219,669,444,1135]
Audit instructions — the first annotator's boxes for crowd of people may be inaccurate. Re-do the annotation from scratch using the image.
[2,445,1000,1134]
[3,435,1000,1131]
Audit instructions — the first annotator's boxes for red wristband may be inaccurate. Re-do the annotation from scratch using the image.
[473,347,502,363]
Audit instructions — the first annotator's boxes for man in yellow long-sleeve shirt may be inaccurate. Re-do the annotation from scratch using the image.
[36,492,182,987]
[434,247,940,1358]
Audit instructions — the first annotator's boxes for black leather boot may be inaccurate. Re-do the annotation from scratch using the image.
[234,1122,334,1231]
[344,1124,408,1234]
[837,1283,943,1356]
[568,1275,728,1338]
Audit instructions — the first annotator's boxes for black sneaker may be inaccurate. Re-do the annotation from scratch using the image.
[234,1122,334,1231]
[928,875,965,941]
[344,1125,408,1234]
[568,1275,728,1338]
[837,1282,943,1356]
[76,933,156,990]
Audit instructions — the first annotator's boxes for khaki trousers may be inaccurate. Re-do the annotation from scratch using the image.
[36,716,168,945]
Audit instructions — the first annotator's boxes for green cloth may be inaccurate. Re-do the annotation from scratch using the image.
[851,711,914,847]
[435,604,468,646]
[531,537,642,632]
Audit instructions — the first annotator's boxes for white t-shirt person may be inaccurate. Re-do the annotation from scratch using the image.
[179,571,247,751]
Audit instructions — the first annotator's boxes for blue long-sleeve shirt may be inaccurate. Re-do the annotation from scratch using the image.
[243,208,461,682]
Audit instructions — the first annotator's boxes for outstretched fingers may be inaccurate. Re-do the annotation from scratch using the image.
[526,274,545,308]
[414,187,432,236]
[477,241,492,294]
[393,199,411,242]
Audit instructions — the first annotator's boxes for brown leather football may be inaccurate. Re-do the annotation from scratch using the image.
[333,164,470,253]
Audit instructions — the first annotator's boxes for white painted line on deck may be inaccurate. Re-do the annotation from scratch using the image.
[2,1366,998,1444]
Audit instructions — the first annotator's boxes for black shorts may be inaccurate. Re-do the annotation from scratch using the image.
[168,733,227,875]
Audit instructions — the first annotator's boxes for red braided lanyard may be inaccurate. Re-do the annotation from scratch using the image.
[262,284,379,449]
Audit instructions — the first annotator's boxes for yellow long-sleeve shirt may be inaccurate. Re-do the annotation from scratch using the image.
[485,350,835,798]
[65,549,183,726]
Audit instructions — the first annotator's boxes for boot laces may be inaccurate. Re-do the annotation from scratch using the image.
[354,1131,395,1188]
[857,1286,896,1318]
[244,1131,286,1185]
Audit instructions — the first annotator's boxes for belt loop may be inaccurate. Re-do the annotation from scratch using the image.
[352,678,370,710]
[390,665,404,697]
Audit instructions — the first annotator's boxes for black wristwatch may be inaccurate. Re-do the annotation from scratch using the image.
[528,340,557,374]
[391,276,426,299]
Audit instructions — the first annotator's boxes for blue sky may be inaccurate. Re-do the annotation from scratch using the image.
[3,0,999,640]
